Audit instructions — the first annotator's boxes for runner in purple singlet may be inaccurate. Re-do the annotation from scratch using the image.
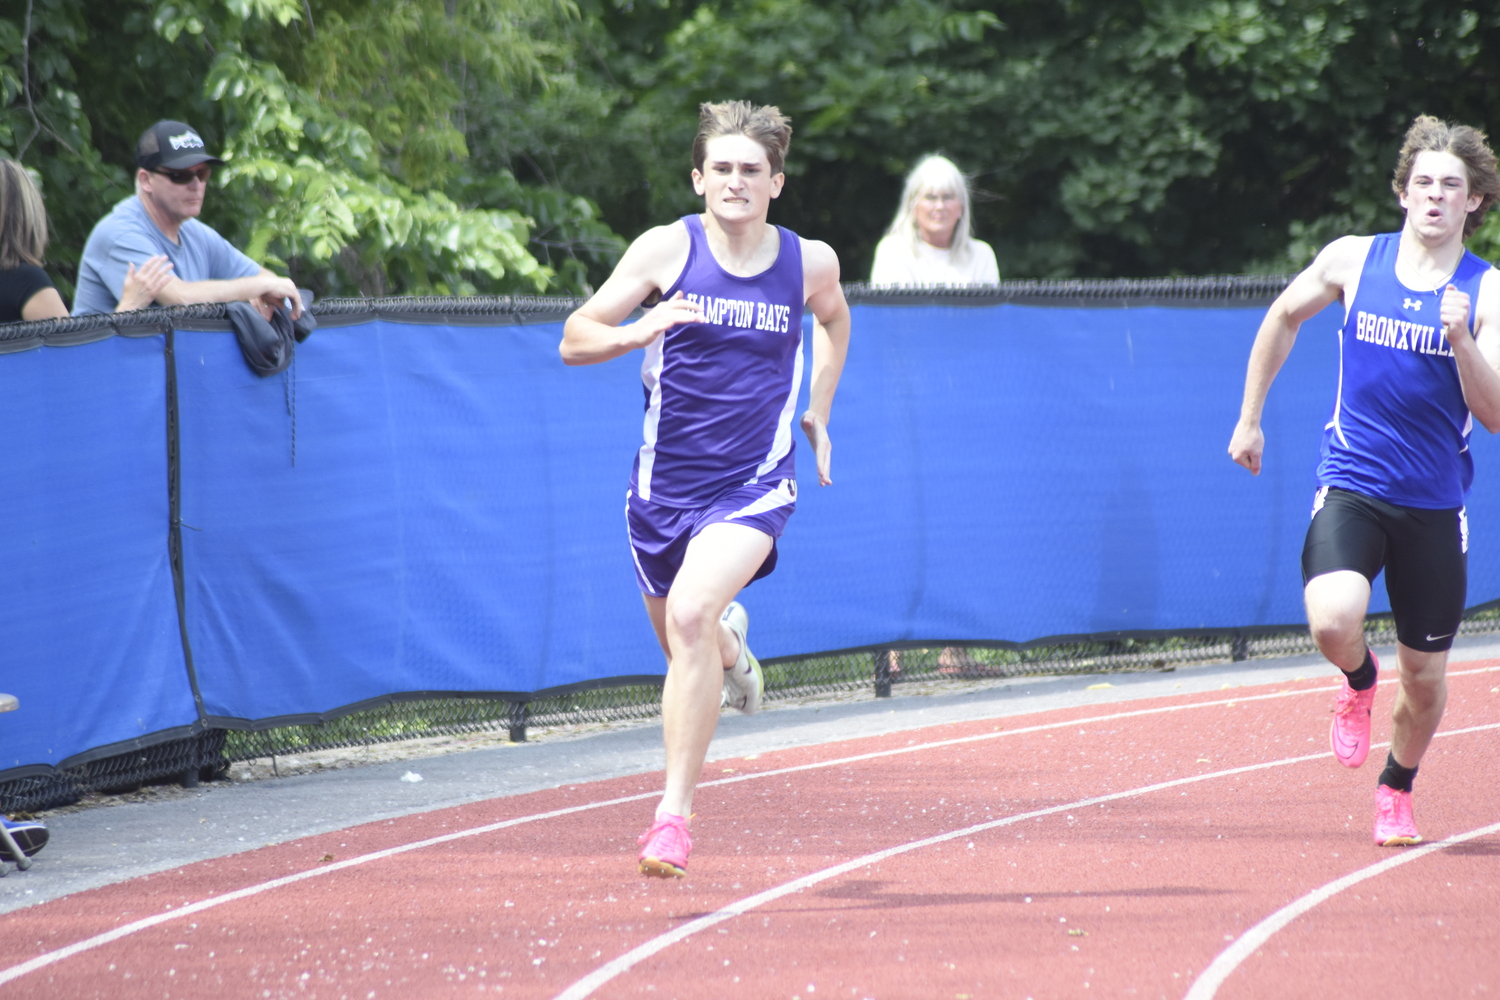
[1229,116,1500,847]
[561,101,850,877]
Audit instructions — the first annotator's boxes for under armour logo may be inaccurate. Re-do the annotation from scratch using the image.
[1402,297,1421,311]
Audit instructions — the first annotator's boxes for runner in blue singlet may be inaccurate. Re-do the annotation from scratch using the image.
[561,101,851,878]
[1229,115,1500,848]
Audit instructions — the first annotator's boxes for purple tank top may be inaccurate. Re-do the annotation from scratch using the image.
[630,215,805,507]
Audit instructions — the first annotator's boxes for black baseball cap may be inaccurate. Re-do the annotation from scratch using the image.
[135,121,225,172]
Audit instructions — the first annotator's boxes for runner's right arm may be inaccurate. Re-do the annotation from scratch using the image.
[561,224,701,366]
[1228,237,1364,475]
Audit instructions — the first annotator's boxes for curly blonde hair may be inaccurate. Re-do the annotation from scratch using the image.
[1391,115,1500,239]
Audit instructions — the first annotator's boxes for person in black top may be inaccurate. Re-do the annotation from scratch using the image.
[0,158,170,322]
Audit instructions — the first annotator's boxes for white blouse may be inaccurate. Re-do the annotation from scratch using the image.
[869,235,1000,287]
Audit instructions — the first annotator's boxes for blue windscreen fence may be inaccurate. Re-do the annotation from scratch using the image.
[5,282,1499,789]
[2,330,196,780]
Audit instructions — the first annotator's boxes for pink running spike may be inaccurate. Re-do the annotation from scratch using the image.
[1373,784,1422,846]
[638,813,692,878]
[1330,654,1378,768]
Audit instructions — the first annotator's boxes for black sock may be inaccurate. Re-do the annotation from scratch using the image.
[1378,752,1418,793]
[1342,648,1377,691]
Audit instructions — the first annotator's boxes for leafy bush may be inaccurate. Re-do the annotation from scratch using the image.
[1,0,622,298]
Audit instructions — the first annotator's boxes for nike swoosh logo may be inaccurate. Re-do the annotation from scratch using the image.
[1426,633,1454,642]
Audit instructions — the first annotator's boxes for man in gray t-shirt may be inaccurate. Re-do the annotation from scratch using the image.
[73,120,301,317]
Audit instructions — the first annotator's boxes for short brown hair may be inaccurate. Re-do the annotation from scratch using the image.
[692,101,792,176]
[1391,115,1500,238]
[0,158,48,270]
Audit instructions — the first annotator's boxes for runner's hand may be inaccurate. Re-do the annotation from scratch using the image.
[1228,420,1264,476]
[1442,284,1472,347]
[627,291,703,349]
[801,410,833,486]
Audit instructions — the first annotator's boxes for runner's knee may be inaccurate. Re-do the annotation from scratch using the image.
[1306,602,1364,650]
[1308,623,1362,662]
[1394,650,1448,696]
[664,594,721,647]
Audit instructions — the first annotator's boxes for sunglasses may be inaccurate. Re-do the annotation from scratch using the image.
[154,166,212,185]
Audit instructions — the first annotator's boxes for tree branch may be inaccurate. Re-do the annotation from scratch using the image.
[16,0,41,158]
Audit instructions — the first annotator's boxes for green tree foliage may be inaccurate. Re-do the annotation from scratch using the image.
[0,0,623,298]
[483,0,1500,280]
[4,0,1498,293]
[1471,215,1500,265]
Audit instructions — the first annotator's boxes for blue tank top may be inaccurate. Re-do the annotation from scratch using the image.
[1317,232,1492,508]
[630,215,805,507]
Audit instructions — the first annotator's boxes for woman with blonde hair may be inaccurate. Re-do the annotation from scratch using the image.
[0,158,171,322]
[870,154,999,286]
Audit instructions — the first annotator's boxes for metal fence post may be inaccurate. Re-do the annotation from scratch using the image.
[509,700,528,743]
[1231,635,1250,662]
[181,728,206,788]
[875,650,893,698]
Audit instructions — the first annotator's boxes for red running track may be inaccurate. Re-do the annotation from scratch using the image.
[1,662,1497,999]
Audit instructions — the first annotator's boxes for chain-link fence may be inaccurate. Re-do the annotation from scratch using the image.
[0,730,228,814]
[9,610,1497,815]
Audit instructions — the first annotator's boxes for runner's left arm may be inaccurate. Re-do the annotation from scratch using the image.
[1446,268,1500,432]
[801,239,850,487]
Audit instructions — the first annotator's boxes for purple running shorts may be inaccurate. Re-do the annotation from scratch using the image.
[625,479,797,597]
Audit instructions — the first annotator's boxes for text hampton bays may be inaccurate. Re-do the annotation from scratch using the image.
[1355,310,1454,358]
[685,292,792,333]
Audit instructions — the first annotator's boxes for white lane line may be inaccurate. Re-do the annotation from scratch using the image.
[0,699,1228,989]
[0,789,655,988]
[1184,816,1500,1000]
[1,670,1494,987]
[553,720,1500,1000]
[701,673,1417,789]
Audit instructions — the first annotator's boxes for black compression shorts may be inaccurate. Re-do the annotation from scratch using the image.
[1302,486,1467,653]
